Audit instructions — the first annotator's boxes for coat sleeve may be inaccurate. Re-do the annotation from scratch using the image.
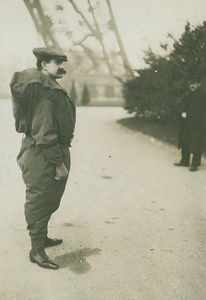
[29,84,63,165]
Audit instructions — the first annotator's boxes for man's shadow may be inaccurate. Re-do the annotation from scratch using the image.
[54,247,101,274]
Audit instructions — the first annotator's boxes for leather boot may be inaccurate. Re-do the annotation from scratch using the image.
[45,237,63,248]
[189,165,198,172]
[30,247,59,270]
[174,161,189,167]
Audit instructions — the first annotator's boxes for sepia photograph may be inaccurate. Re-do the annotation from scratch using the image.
[0,0,206,299]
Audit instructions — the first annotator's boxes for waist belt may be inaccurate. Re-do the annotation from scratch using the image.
[23,135,71,148]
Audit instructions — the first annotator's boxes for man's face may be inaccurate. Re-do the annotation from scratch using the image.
[189,81,200,91]
[43,59,66,79]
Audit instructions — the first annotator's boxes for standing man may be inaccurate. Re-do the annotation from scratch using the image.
[10,47,76,270]
[174,78,206,171]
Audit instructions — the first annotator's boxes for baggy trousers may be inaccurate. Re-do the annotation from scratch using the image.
[17,137,70,249]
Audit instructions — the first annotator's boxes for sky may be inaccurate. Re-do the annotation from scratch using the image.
[0,0,206,70]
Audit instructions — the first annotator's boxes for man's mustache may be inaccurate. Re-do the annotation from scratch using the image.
[58,69,66,74]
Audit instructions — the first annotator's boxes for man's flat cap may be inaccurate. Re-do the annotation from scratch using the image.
[33,47,68,61]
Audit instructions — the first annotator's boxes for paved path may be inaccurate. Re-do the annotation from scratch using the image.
[0,101,206,300]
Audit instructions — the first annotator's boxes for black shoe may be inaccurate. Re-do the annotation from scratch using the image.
[174,161,189,167]
[30,248,59,270]
[189,165,198,172]
[45,237,63,248]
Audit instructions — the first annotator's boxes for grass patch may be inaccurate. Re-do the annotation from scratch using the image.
[117,117,178,146]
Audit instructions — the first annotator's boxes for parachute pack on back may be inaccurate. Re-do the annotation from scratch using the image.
[10,68,62,133]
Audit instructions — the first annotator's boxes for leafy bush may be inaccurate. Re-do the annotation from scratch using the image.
[123,22,206,125]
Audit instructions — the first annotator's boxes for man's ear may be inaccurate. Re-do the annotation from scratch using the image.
[41,61,47,71]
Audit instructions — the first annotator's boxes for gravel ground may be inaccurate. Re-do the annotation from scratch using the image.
[0,100,206,300]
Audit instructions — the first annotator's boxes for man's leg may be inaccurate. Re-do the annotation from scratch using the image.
[26,212,51,249]
[23,163,61,269]
[27,214,59,270]
[190,151,202,171]
[174,146,190,166]
[25,186,65,250]
[18,141,68,269]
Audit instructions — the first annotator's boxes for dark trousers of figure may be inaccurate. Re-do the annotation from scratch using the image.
[181,145,202,167]
[17,137,70,249]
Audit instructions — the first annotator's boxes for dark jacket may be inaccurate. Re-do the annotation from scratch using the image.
[178,88,206,152]
[10,68,76,165]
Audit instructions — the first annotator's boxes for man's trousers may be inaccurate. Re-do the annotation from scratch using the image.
[17,137,70,249]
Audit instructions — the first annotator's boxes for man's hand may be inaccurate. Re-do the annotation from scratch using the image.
[182,112,187,119]
[55,162,68,181]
